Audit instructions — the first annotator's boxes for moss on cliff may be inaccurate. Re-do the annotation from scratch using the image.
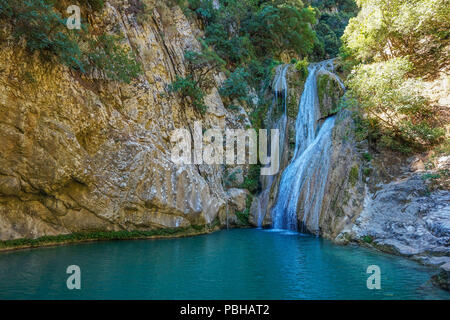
[286,65,306,119]
[317,74,344,118]
[0,225,215,251]
[349,165,359,187]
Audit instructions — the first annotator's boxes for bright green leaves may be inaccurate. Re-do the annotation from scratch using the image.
[346,57,445,150]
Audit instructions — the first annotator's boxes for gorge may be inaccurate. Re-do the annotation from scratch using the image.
[0,0,448,299]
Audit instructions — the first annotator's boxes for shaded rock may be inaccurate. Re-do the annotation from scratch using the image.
[227,188,249,212]
[431,262,450,291]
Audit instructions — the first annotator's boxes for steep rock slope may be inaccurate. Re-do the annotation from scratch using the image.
[0,1,249,240]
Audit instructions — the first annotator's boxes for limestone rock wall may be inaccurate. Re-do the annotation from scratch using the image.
[0,1,249,240]
[319,110,366,238]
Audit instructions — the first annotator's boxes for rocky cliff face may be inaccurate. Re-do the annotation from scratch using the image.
[0,1,250,240]
[336,152,450,267]
[316,73,449,265]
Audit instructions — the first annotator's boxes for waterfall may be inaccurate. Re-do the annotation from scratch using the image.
[271,60,340,234]
[255,64,289,227]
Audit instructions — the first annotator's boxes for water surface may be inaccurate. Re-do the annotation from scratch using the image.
[0,229,448,299]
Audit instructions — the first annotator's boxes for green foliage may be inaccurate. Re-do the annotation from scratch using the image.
[234,194,253,225]
[219,68,249,102]
[362,167,372,177]
[0,0,85,70]
[0,0,142,83]
[362,152,372,161]
[205,23,252,67]
[241,164,261,194]
[346,57,444,150]
[341,0,448,153]
[242,2,317,58]
[187,0,217,24]
[173,0,321,130]
[295,58,309,80]
[200,0,317,81]
[310,0,359,60]
[172,0,319,117]
[169,47,226,113]
[342,0,449,74]
[362,235,373,244]
[0,226,207,250]
[421,173,441,180]
[185,47,226,77]
[169,75,207,113]
[87,34,142,83]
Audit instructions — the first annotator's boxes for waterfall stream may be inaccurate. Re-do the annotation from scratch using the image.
[271,60,341,234]
[255,65,289,227]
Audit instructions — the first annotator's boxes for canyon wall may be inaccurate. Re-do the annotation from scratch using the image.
[0,1,250,240]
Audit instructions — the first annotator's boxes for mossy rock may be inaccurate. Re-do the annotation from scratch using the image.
[349,165,359,187]
[286,65,306,119]
[317,73,344,119]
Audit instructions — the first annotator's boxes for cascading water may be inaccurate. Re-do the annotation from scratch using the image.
[255,65,289,227]
[271,60,342,234]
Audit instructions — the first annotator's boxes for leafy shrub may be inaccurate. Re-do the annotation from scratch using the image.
[310,0,358,60]
[241,165,261,194]
[184,47,225,83]
[242,3,316,58]
[169,75,206,113]
[362,235,373,244]
[87,34,142,83]
[234,195,253,225]
[0,0,85,70]
[187,0,216,24]
[219,68,249,102]
[346,58,444,150]
[205,23,251,66]
[362,153,372,161]
[169,47,226,114]
[295,58,309,80]
[0,0,142,83]
[343,0,449,74]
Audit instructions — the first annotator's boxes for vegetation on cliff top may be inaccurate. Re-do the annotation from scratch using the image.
[308,0,358,60]
[341,0,449,154]
[0,0,142,83]
[170,0,318,115]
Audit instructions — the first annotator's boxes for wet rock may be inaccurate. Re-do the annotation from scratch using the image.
[316,71,345,119]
